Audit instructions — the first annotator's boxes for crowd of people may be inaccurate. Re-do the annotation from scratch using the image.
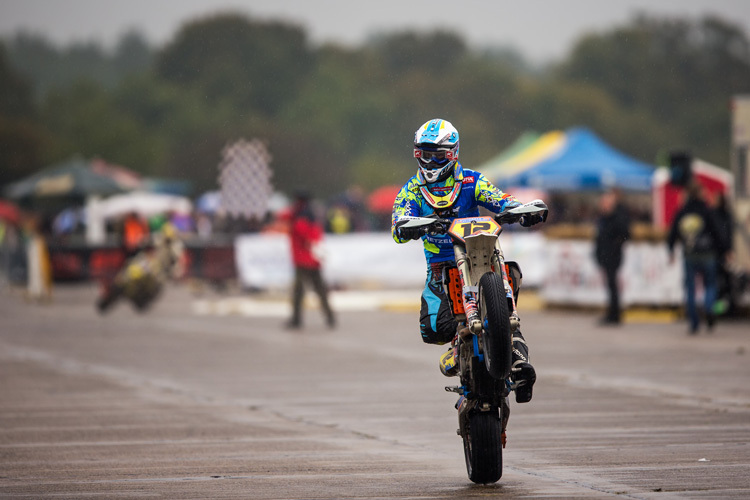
[0,164,743,331]
[593,182,739,334]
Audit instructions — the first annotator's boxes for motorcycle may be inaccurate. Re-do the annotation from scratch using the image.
[96,225,184,314]
[394,200,548,484]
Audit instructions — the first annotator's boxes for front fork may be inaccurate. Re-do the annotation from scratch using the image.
[491,242,521,332]
[453,243,482,334]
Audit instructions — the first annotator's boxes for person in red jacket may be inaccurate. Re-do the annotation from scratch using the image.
[285,192,336,329]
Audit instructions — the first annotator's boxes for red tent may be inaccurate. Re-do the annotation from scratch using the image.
[652,159,733,229]
[367,185,401,213]
[0,199,20,224]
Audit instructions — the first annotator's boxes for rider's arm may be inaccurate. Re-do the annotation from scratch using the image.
[392,180,421,243]
[474,173,521,213]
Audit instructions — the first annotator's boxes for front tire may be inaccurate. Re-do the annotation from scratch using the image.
[96,284,123,313]
[479,272,512,380]
[463,409,503,484]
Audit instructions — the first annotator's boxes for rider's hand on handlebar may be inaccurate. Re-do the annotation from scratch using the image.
[519,210,548,227]
[427,220,449,235]
[397,225,427,240]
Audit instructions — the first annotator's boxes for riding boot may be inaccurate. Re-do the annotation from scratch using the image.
[439,334,460,377]
[511,330,536,403]
[439,326,472,377]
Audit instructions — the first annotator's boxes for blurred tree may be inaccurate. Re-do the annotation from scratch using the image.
[0,42,34,118]
[558,14,750,166]
[275,43,398,193]
[41,80,164,173]
[156,13,314,116]
[113,30,153,75]
[2,11,748,198]
[369,30,468,77]
[5,33,58,100]
[0,42,49,186]
[6,31,154,101]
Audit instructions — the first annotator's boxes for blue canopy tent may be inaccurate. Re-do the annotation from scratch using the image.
[497,128,655,192]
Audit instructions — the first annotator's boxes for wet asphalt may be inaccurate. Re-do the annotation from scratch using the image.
[1,283,749,499]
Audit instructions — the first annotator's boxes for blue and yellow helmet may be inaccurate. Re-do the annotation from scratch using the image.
[414,119,460,184]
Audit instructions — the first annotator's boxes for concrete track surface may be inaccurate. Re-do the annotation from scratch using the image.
[1,284,749,499]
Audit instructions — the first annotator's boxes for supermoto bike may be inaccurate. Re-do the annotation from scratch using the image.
[96,226,184,314]
[394,200,548,484]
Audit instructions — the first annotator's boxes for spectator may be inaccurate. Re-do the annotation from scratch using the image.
[594,188,631,325]
[24,214,53,303]
[285,192,336,330]
[326,205,352,234]
[711,192,736,315]
[196,212,213,240]
[121,211,150,258]
[668,182,726,334]
[0,218,21,289]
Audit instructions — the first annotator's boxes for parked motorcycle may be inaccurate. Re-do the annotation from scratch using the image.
[394,200,548,484]
[96,224,184,314]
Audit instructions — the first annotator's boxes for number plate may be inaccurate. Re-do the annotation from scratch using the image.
[447,216,501,242]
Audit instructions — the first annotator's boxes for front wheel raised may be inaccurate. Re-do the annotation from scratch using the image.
[479,272,513,380]
[463,409,503,484]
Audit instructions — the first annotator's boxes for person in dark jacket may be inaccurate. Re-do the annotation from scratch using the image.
[595,188,631,325]
[711,192,736,315]
[284,192,336,330]
[667,183,726,334]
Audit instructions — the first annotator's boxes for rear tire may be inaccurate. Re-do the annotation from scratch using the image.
[479,272,512,380]
[463,409,503,484]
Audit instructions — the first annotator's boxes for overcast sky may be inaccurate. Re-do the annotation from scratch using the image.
[2,0,750,63]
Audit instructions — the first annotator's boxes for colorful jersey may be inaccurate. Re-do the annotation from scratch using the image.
[391,165,519,264]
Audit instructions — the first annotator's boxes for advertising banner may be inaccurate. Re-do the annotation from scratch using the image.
[235,231,547,290]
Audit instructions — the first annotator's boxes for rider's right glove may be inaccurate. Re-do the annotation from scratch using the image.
[397,225,427,240]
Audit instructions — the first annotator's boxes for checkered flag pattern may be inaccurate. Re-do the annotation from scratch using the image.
[218,139,273,219]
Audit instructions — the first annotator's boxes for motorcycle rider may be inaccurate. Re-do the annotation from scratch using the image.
[392,118,546,403]
[96,220,184,313]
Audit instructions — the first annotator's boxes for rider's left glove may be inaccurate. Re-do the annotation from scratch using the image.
[519,210,548,227]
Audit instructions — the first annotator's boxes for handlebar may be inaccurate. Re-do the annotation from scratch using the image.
[496,199,549,226]
[395,200,549,237]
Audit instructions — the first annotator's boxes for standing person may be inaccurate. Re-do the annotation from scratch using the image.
[24,214,53,303]
[285,192,336,330]
[711,192,736,315]
[594,188,631,325]
[392,118,547,403]
[667,182,725,334]
[121,211,149,259]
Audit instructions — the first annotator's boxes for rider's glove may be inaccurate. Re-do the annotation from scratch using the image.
[397,225,427,240]
[519,209,548,227]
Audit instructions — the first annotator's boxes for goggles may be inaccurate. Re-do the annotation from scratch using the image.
[414,147,456,166]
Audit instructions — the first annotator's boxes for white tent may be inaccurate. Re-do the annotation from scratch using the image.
[99,191,192,220]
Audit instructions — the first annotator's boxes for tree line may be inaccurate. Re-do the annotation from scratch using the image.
[1,12,749,198]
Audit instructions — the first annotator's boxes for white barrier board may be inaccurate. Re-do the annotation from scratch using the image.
[235,232,683,306]
[235,231,547,290]
[541,240,683,306]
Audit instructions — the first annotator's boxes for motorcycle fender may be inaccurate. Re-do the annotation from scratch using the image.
[463,233,498,286]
